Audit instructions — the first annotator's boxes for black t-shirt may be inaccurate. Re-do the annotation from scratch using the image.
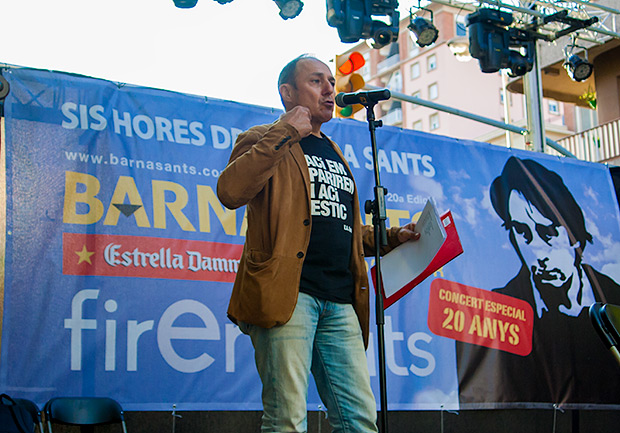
[299,135,355,303]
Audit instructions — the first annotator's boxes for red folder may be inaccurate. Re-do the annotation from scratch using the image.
[371,211,463,309]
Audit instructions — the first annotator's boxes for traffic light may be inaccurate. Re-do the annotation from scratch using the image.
[334,51,366,118]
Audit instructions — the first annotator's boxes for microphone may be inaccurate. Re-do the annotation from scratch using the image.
[335,89,391,107]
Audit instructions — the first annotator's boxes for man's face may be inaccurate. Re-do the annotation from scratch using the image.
[284,58,335,127]
[508,190,579,288]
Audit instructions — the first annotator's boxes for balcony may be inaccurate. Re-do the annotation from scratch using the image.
[377,54,400,74]
[381,108,403,126]
[555,118,620,165]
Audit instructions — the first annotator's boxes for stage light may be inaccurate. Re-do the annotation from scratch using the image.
[326,0,345,27]
[564,54,593,82]
[508,50,531,76]
[368,20,398,49]
[173,0,198,7]
[173,0,234,7]
[327,0,365,43]
[407,4,438,48]
[466,8,533,77]
[274,0,303,19]
[408,17,438,47]
[326,0,399,47]
[562,39,594,82]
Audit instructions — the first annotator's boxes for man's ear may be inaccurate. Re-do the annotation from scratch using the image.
[279,83,294,106]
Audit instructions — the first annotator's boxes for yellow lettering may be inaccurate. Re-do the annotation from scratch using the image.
[63,171,104,224]
[498,320,511,342]
[386,209,410,227]
[364,208,418,227]
[196,185,236,235]
[152,180,196,231]
[103,176,151,227]
[468,314,482,336]
[508,323,520,345]
[482,317,497,340]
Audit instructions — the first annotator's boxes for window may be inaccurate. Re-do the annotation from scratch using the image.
[360,52,371,80]
[455,15,467,37]
[411,90,421,108]
[430,113,439,130]
[387,70,402,93]
[411,90,422,103]
[412,120,423,131]
[500,89,512,106]
[410,62,420,80]
[548,100,560,115]
[428,83,438,100]
[409,37,420,56]
[427,54,437,71]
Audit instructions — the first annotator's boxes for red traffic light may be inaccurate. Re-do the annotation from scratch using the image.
[337,52,365,75]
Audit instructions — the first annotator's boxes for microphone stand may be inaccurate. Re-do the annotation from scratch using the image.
[361,100,390,433]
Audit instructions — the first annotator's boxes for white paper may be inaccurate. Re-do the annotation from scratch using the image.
[380,199,447,298]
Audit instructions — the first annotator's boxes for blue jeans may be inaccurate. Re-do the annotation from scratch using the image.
[240,292,378,433]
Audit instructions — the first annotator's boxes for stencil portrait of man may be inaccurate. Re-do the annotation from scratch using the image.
[456,156,620,407]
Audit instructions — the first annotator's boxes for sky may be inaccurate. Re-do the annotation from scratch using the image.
[2,0,413,110]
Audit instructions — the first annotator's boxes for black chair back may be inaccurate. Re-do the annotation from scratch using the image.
[44,397,127,433]
[13,398,44,433]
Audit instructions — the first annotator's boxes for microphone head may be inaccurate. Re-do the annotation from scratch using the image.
[335,92,347,108]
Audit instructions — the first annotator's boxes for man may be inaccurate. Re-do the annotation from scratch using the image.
[457,156,620,406]
[216,55,420,432]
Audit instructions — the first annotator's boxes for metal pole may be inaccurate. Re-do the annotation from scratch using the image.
[501,70,513,148]
[364,85,576,157]
[523,41,546,152]
[362,101,389,433]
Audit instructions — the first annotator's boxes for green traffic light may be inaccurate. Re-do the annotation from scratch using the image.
[340,106,353,117]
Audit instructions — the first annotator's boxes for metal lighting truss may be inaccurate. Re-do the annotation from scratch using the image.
[395,1,619,154]
[427,0,620,44]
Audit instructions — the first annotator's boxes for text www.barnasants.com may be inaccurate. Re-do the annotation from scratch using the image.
[64,150,223,178]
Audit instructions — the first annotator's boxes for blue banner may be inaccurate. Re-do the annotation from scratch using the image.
[2,67,620,411]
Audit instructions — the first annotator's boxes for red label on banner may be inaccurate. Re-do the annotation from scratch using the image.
[63,232,243,282]
[428,278,534,356]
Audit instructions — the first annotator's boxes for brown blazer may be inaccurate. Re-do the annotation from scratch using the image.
[216,120,402,347]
